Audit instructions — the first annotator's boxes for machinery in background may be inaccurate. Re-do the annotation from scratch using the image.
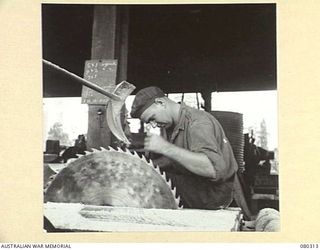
[43,134,87,164]
[43,139,61,163]
[243,132,279,214]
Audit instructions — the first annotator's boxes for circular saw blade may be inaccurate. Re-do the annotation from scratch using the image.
[44,148,180,209]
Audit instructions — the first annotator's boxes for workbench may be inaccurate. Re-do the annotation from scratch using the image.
[44,202,243,232]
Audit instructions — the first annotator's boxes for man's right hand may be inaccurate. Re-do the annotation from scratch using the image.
[144,133,171,155]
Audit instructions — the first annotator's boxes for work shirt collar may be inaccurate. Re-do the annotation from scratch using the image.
[170,102,186,142]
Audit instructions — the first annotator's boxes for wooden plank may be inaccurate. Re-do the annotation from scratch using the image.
[44,202,242,232]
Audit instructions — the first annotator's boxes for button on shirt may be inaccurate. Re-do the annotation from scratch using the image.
[160,103,238,209]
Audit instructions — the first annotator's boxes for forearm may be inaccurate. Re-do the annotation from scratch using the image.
[160,143,217,178]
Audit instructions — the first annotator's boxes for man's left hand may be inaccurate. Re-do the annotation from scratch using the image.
[144,133,171,154]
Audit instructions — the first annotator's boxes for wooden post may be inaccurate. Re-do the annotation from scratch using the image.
[86,5,129,149]
[200,91,212,112]
[116,5,129,82]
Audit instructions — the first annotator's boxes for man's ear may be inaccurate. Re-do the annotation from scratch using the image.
[154,97,166,106]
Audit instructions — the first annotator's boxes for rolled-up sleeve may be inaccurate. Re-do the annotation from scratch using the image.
[188,120,231,182]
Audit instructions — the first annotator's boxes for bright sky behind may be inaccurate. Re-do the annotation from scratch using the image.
[43,90,277,150]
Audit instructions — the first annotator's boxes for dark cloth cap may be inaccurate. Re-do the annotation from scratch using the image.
[130,86,165,118]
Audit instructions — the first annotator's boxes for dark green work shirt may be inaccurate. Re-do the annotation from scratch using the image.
[161,103,238,209]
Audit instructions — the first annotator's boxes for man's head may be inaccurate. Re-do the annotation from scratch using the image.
[130,86,175,129]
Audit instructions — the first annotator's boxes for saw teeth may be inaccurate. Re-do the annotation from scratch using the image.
[117,147,124,152]
[100,146,107,151]
[123,148,132,155]
[141,154,148,163]
[132,150,140,158]
[84,150,92,155]
[175,196,181,207]
[43,181,52,194]
[91,148,100,152]
[179,204,184,209]
[162,171,167,181]
[167,179,172,188]
[149,160,155,167]
[154,165,161,174]
[44,181,51,188]
[76,154,83,158]
[124,149,132,155]
[108,146,116,151]
[49,174,56,180]
[172,186,177,197]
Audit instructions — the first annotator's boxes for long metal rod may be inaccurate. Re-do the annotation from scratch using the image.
[43,59,121,101]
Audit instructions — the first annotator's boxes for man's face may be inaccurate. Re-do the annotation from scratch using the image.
[140,101,173,129]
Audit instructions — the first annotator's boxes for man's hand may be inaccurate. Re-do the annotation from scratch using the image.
[144,132,218,179]
[144,133,171,155]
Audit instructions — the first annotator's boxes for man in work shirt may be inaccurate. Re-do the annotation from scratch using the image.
[130,86,238,209]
